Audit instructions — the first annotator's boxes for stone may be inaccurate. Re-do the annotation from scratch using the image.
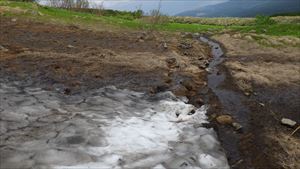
[166,58,177,66]
[196,98,204,106]
[188,109,196,115]
[281,118,297,127]
[0,45,8,52]
[67,45,75,48]
[244,92,251,96]
[181,80,194,91]
[11,18,17,22]
[232,122,243,131]
[178,42,193,49]
[193,33,200,38]
[216,115,233,125]
[63,88,71,95]
[163,42,168,49]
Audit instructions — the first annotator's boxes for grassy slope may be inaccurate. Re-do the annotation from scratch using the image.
[0,0,299,37]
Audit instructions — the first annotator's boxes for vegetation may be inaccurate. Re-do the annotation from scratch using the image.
[272,12,300,17]
[254,15,276,25]
[1,0,300,37]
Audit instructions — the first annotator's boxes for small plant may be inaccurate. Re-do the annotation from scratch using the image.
[255,15,276,25]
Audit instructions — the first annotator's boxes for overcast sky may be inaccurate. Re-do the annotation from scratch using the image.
[39,0,228,15]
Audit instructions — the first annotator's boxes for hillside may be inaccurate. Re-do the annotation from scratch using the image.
[178,0,300,17]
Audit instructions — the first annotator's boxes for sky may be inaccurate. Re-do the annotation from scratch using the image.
[98,0,228,15]
[39,0,228,15]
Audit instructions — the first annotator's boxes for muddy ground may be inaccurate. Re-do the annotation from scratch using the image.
[0,17,212,106]
[1,17,299,169]
[211,33,300,169]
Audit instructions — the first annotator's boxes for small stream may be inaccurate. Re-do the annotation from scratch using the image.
[200,36,251,165]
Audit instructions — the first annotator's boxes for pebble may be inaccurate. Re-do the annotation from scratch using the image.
[0,45,9,52]
[281,118,297,127]
[67,45,75,48]
[163,42,168,49]
[232,122,243,131]
[216,115,233,125]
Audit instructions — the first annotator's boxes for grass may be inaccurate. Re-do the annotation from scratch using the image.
[1,0,300,37]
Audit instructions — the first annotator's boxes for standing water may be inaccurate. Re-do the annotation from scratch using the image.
[0,79,229,169]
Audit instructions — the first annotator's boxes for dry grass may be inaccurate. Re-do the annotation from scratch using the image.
[168,16,300,26]
[268,132,300,169]
[226,61,300,90]
[213,33,300,91]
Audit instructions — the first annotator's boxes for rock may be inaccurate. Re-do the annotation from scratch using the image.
[178,42,193,49]
[193,33,200,38]
[67,45,75,48]
[180,80,194,91]
[232,34,242,39]
[188,109,196,115]
[244,35,253,41]
[281,118,297,127]
[216,115,233,125]
[196,97,204,106]
[166,58,176,65]
[0,45,8,52]
[244,92,251,96]
[11,18,17,22]
[181,32,193,38]
[163,42,168,49]
[232,122,243,131]
[63,88,71,95]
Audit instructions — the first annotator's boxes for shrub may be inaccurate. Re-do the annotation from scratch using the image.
[255,15,276,25]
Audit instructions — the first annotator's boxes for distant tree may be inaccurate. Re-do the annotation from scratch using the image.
[48,0,89,9]
[8,0,37,2]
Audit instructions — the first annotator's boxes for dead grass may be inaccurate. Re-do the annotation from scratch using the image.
[268,132,300,169]
[226,61,300,90]
[213,33,300,91]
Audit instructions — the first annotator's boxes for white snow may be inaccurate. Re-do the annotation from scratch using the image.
[0,83,229,169]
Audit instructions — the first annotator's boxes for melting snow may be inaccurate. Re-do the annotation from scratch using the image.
[0,82,229,169]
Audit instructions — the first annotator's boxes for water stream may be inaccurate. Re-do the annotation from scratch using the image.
[200,36,251,164]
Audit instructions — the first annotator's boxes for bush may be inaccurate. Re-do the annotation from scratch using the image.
[255,15,276,25]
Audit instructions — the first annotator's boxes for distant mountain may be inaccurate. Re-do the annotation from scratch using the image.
[177,0,300,17]
[104,1,227,15]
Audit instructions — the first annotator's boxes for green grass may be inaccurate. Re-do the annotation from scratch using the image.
[1,0,299,37]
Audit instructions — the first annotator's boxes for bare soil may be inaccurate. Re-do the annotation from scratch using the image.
[212,33,300,169]
[0,17,212,103]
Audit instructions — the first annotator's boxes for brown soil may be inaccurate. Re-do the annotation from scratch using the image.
[212,33,300,169]
[0,17,210,105]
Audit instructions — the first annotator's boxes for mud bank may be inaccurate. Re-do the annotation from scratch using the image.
[208,33,300,169]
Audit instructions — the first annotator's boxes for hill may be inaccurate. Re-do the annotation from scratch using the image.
[178,0,300,17]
